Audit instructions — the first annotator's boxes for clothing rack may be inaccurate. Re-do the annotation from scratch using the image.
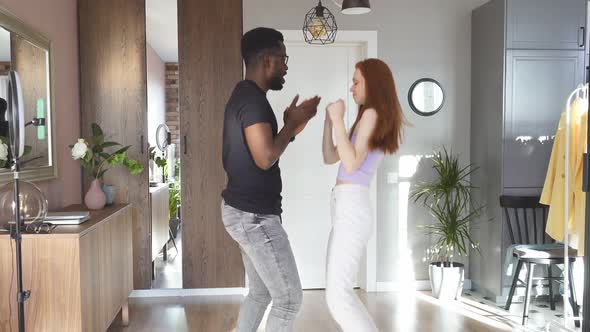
[559,83,588,330]
[584,70,590,332]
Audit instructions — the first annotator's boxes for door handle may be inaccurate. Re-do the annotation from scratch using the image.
[140,135,144,154]
[183,135,187,155]
[580,27,586,48]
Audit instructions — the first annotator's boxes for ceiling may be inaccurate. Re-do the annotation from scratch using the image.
[146,0,178,62]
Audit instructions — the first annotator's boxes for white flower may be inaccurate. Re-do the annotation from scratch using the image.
[0,142,7,161]
[71,139,88,160]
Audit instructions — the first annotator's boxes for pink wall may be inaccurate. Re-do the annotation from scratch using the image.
[146,43,166,149]
[0,0,81,209]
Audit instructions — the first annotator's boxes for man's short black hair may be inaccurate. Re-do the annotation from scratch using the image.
[241,27,284,67]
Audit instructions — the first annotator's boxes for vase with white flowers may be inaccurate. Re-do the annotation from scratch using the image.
[0,136,33,168]
[71,123,144,210]
[0,138,10,167]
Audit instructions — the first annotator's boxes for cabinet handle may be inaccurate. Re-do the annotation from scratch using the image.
[183,136,187,155]
[580,27,586,48]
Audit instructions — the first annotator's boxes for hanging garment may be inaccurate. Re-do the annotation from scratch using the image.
[541,97,588,255]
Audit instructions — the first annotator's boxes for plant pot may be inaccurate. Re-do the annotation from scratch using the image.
[85,179,106,210]
[102,184,115,205]
[429,262,464,301]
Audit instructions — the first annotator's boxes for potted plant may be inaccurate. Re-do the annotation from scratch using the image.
[169,181,181,238]
[410,148,483,301]
[149,146,167,184]
[168,159,181,238]
[70,123,144,210]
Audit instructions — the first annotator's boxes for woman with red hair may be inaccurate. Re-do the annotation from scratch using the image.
[322,58,404,331]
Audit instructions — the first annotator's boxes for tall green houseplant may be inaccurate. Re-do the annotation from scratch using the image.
[168,160,181,239]
[410,148,484,300]
[410,148,483,265]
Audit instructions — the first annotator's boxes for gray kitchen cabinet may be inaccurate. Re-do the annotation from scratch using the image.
[470,0,586,304]
[506,0,586,50]
[504,49,585,189]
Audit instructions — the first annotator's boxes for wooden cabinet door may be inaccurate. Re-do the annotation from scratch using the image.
[178,0,244,288]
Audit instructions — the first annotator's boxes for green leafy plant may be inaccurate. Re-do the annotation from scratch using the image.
[70,123,144,179]
[149,146,167,168]
[174,159,180,179]
[169,182,181,219]
[149,146,168,182]
[410,148,483,265]
[168,160,181,219]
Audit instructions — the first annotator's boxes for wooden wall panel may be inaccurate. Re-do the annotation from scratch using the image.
[179,0,244,288]
[78,0,151,289]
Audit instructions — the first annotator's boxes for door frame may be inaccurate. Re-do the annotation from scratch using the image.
[279,30,379,292]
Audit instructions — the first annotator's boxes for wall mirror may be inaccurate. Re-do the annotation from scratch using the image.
[0,7,56,184]
[408,78,445,116]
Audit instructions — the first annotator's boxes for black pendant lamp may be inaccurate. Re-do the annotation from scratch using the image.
[341,0,371,15]
[303,1,338,45]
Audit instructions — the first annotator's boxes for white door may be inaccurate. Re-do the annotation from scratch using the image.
[266,37,367,289]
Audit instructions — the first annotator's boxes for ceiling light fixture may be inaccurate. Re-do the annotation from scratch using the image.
[332,0,371,15]
[303,1,337,45]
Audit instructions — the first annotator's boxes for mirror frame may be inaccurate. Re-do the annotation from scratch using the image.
[0,6,57,184]
[408,78,445,117]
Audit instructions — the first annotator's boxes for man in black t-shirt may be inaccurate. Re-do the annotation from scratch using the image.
[221,27,320,332]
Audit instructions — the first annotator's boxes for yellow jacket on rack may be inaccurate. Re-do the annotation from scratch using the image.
[540,97,587,256]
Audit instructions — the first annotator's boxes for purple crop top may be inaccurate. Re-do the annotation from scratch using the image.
[337,134,384,186]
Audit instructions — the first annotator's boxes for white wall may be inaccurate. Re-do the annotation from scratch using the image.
[147,43,166,148]
[244,0,488,285]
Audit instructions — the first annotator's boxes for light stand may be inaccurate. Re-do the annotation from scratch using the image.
[4,70,44,332]
[1,89,29,332]
[10,147,28,332]
[155,124,171,183]
[8,116,45,332]
[0,95,29,332]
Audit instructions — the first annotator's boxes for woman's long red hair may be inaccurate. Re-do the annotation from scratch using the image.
[350,58,404,154]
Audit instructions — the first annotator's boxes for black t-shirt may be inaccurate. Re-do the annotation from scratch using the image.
[221,80,282,215]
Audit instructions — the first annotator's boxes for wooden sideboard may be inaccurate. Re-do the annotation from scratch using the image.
[0,204,133,331]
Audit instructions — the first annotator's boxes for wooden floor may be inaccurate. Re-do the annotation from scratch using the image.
[108,290,526,331]
[152,228,183,289]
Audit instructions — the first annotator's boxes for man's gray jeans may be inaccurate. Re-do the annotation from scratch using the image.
[221,200,303,332]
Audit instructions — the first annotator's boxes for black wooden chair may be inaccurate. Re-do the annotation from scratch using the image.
[500,195,579,326]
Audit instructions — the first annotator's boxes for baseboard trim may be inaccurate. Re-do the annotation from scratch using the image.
[373,279,472,293]
[131,280,475,297]
[130,288,248,298]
